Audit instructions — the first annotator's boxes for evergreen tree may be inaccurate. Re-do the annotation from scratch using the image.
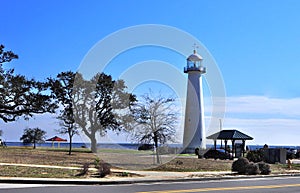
[20,127,46,149]
[0,44,57,122]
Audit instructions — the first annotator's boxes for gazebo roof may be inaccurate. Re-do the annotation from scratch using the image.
[207,129,253,140]
[46,136,67,142]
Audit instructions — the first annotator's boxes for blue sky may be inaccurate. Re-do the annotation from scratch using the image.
[1,0,300,146]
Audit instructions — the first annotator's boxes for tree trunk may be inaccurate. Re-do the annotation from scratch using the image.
[90,133,97,153]
[33,139,36,149]
[68,133,72,155]
[154,136,160,164]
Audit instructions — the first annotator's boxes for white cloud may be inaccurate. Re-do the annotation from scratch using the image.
[204,95,300,117]
[220,117,300,146]
[204,95,300,146]
[225,96,300,117]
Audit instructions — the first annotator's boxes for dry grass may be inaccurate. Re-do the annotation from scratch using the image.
[0,146,295,178]
[0,147,97,178]
[0,147,96,167]
[154,157,233,172]
[0,165,78,178]
[96,150,233,171]
[0,147,235,178]
[96,151,177,170]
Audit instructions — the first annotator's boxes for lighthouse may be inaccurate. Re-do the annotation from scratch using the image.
[183,49,206,153]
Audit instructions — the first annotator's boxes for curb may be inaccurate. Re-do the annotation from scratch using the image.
[1,173,300,185]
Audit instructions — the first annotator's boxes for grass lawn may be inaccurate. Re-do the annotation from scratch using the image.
[0,165,78,178]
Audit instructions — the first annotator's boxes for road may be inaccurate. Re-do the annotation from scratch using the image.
[1,176,300,193]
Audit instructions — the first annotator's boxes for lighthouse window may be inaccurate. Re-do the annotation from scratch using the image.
[187,60,200,68]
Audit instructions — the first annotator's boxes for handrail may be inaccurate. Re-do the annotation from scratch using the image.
[184,66,206,73]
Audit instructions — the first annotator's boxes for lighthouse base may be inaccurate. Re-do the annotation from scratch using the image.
[182,146,206,154]
[181,147,197,154]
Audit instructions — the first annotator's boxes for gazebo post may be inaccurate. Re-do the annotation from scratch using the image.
[224,140,228,153]
[220,139,223,149]
[242,140,245,157]
[214,140,217,150]
[232,140,235,158]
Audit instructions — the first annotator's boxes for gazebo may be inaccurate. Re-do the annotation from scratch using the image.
[46,136,67,148]
[207,130,253,157]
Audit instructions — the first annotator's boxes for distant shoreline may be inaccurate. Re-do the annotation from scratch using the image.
[2,142,300,151]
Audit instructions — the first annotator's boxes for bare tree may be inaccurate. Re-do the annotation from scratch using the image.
[130,92,178,164]
[56,106,79,155]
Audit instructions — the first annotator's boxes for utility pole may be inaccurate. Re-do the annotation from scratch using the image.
[219,119,223,149]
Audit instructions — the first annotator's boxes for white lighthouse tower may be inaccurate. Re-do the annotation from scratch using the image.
[183,49,206,153]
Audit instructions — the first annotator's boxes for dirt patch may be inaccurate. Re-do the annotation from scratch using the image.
[153,157,233,172]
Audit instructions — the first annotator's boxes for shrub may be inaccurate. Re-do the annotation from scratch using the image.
[287,152,296,160]
[138,144,154,151]
[232,157,272,175]
[94,157,100,169]
[232,157,250,174]
[176,160,183,165]
[258,162,271,175]
[117,172,129,177]
[245,162,260,175]
[76,163,90,176]
[246,149,265,163]
[98,161,111,178]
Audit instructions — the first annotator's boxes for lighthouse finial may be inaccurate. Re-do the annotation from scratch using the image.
[193,43,199,54]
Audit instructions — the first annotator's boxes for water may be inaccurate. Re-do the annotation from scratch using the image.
[4,142,300,151]
[4,142,140,149]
